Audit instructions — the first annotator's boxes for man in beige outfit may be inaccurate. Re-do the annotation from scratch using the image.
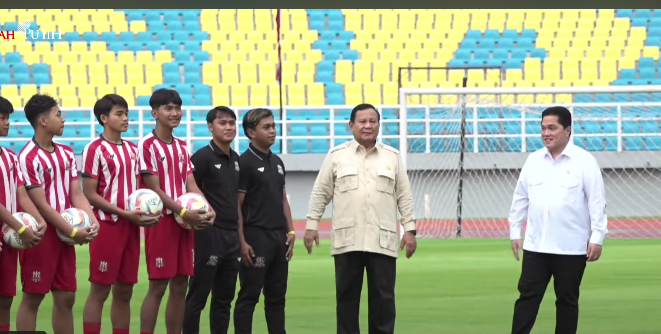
[304,103,417,334]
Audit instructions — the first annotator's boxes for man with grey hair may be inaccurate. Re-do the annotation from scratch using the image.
[233,108,295,334]
[304,103,417,334]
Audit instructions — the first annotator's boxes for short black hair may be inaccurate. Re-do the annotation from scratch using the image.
[94,94,129,126]
[541,106,572,129]
[206,106,236,124]
[242,108,273,139]
[350,103,380,123]
[24,94,58,127]
[149,88,182,110]
[0,96,14,116]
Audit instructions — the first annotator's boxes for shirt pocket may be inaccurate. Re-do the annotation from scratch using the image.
[378,219,398,251]
[559,175,580,202]
[376,168,396,194]
[336,167,358,192]
[332,217,355,248]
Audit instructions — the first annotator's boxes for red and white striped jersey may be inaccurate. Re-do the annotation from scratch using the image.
[81,136,139,222]
[18,139,78,213]
[137,131,194,215]
[0,147,25,214]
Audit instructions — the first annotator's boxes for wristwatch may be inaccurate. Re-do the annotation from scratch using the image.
[407,230,417,236]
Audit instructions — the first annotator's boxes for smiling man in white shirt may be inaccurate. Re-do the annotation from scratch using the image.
[508,106,608,334]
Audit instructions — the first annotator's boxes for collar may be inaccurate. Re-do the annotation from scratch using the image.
[100,134,123,145]
[208,140,234,158]
[350,139,380,153]
[544,141,574,159]
[151,130,173,144]
[248,142,271,161]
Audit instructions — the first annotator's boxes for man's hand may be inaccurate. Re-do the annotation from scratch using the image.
[241,242,255,266]
[18,227,41,248]
[587,243,602,262]
[511,239,523,261]
[72,226,96,245]
[89,217,100,239]
[285,232,295,260]
[399,231,417,258]
[36,220,47,237]
[303,230,319,254]
[123,210,160,227]
[182,209,211,229]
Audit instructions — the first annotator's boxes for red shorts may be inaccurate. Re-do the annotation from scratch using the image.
[89,218,140,285]
[0,243,18,297]
[144,215,194,280]
[19,225,77,294]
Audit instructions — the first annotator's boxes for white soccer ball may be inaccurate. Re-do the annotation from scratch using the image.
[126,188,163,218]
[57,208,93,245]
[2,212,40,249]
[174,192,210,230]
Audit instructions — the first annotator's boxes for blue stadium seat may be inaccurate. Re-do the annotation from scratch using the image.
[290,139,309,153]
[502,29,518,39]
[136,95,150,106]
[289,124,308,136]
[194,95,211,106]
[328,21,344,31]
[5,52,21,63]
[164,72,180,83]
[164,12,180,21]
[163,63,179,74]
[183,21,201,31]
[64,32,80,42]
[33,73,50,85]
[465,30,482,39]
[126,12,144,21]
[310,139,330,153]
[480,39,496,49]
[309,124,328,135]
[193,84,210,95]
[14,72,30,85]
[484,29,500,39]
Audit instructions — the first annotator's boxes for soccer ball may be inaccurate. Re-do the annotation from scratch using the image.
[57,208,93,245]
[1,212,40,249]
[126,189,163,218]
[174,192,210,230]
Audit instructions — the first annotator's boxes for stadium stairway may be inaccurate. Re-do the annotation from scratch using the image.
[307,9,355,106]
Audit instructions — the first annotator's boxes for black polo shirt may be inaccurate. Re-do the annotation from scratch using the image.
[238,143,287,230]
[190,140,240,230]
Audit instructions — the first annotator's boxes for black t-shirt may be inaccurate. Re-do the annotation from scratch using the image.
[238,143,286,230]
[190,141,240,229]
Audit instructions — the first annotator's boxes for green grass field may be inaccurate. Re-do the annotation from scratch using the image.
[11,239,661,334]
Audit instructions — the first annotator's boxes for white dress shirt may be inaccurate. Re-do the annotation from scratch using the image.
[509,142,608,255]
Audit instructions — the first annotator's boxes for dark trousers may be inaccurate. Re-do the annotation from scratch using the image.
[512,250,587,334]
[233,227,289,334]
[183,227,241,334]
[334,251,397,334]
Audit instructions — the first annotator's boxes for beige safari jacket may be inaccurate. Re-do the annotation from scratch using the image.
[306,139,416,258]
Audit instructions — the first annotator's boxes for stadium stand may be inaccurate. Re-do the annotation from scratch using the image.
[0,9,660,154]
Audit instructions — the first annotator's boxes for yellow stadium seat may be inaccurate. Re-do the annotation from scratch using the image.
[80,96,97,107]
[642,46,660,60]
[79,53,96,64]
[78,86,95,97]
[53,41,69,53]
[71,41,88,53]
[19,84,37,99]
[116,86,133,98]
[87,41,104,53]
[34,41,51,54]
[230,84,249,106]
[89,71,107,86]
[130,20,147,33]
[23,53,41,65]
[39,84,57,96]
[70,73,88,85]
[97,51,115,63]
[61,96,80,108]
[567,49,584,59]
[91,11,108,21]
[154,50,171,63]
[117,51,134,63]
[135,51,152,63]
[624,47,640,59]
[94,22,111,33]
[221,63,238,84]
[0,85,19,96]
[112,21,129,32]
